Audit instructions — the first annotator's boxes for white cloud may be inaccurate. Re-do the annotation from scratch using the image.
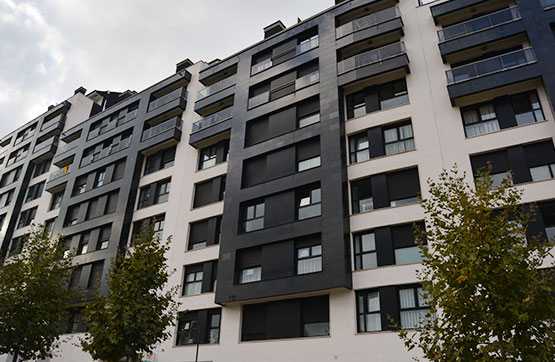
[0,0,330,136]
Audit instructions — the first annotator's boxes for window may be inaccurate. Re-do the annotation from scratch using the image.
[240,266,262,284]
[95,169,106,188]
[104,191,118,214]
[243,201,265,232]
[297,186,322,220]
[297,244,322,274]
[384,123,414,155]
[44,218,56,236]
[69,267,82,289]
[87,261,104,289]
[137,187,152,209]
[241,295,329,341]
[65,308,85,334]
[25,182,45,202]
[50,191,63,210]
[112,159,126,181]
[351,178,373,213]
[9,236,25,256]
[144,146,176,175]
[33,157,52,177]
[199,145,217,170]
[356,290,381,332]
[97,225,111,250]
[349,133,370,164]
[298,112,320,128]
[176,308,221,345]
[510,91,545,126]
[77,232,90,255]
[346,91,366,120]
[65,205,79,226]
[530,164,555,181]
[387,168,420,206]
[461,103,500,137]
[153,217,164,240]
[155,179,171,204]
[73,176,87,195]
[183,265,203,296]
[0,189,14,207]
[193,176,225,208]
[392,223,426,265]
[379,79,408,110]
[188,216,221,250]
[17,207,37,228]
[399,286,432,329]
[354,232,377,270]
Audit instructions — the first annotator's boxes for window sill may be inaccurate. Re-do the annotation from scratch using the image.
[190,200,224,211]
[352,261,423,273]
[464,119,548,140]
[345,102,411,123]
[137,199,169,211]
[196,161,228,174]
[351,201,420,216]
[348,148,417,167]
[185,243,219,253]
[179,291,215,299]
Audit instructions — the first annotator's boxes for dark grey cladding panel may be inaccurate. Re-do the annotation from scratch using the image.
[248,50,320,87]
[438,20,525,61]
[194,85,236,114]
[430,0,488,24]
[446,63,541,105]
[337,54,409,87]
[335,18,404,50]
[188,119,232,147]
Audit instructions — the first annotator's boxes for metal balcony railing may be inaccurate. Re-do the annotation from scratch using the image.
[438,6,521,42]
[336,6,401,39]
[446,47,536,84]
[192,107,233,133]
[337,41,406,74]
[147,88,187,112]
[197,76,236,101]
[142,117,183,141]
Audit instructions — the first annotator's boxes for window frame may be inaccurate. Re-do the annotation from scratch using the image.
[353,231,377,270]
[242,201,265,232]
[349,132,370,164]
[398,286,432,329]
[383,122,415,155]
[296,244,322,275]
[356,289,382,332]
[297,186,322,220]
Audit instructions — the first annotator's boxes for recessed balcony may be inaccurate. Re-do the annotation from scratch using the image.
[197,76,236,101]
[140,116,183,151]
[45,165,72,192]
[80,137,132,168]
[32,136,58,155]
[336,6,401,39]
[446,47,540,104]
[40,113,66,137]
[189,107,233,147]
[144,87,187,122]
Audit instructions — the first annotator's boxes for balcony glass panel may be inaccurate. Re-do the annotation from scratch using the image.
[197,77,236,101]
[295,71,320,91]
[540,0,555,9]
[33,137,58,153]
[192,107,233,133]
[48,165,72,182]
[142,117,183,141]
[147,88,187,112]
[446,48,536,84]
[338,41,406,74]
[248,92,270,109]
[438,7,520,42]
[336,6,401,39]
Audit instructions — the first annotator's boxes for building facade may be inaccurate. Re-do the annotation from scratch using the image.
[1,0,555,361]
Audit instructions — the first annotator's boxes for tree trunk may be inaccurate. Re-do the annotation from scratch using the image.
[12,353,18,362]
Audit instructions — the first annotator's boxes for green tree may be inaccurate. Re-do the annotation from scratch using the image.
[0,225,76,362]
[397,166,555,361]
[80,222,179,362]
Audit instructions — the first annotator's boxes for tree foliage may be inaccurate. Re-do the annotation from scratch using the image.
[0,225,75,361]
[397,166,555,361]
[80,222,179,362]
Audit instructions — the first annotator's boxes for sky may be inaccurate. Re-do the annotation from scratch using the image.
[0,0,330,136]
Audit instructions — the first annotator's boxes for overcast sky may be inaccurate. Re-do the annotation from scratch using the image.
[0,0,330,136]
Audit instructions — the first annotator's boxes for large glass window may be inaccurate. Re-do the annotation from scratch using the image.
[155,179,171,204]
[297,187,322,220]
[243,202,264,232]
[399,286,432,329]
[298,112,320,128]
[351,179,373,213]
[384,123,415,155]
[461,103,500,137]
[176,309,221,346]
[239,266,262,284]
[379,79,408,110]
[347,92,366,120]
[357,290,381,332]
[510,91,545,126]
[297,244,322,274]
[349,133,370,164]
[530,164,555,182]
[199,145,217,170]
[354,232,377,270]
[183,266,203,296]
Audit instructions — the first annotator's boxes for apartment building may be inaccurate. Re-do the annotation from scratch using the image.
[1,0,555,361]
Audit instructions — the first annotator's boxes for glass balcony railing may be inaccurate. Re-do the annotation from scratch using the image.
[33,136,58,154]
[540,0,555,9]
[295,71,320,90]
[48,165,72,182]
[192,107,233,133]
[197,76,236,101]
[251,35,319,75]
[446,47,536,84]
[147,88,187,112]
[81,137,132,167]
[56,141,78,156]
[142,117,183,141]
[41,113,65,132]
[337,41,406,75]
[438,7,521,42]
[248,91,270,109]
[336,6,401,39]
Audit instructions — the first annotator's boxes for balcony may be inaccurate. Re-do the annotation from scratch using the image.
[337,42,409,86]
[540,0,555,9]
[40,113,66,135]
[197,76,236,101]
[87,110,136,141]
[53,141,78,167]
[431,0,489,25]
[192,107,233,133]
[251,36,319,76]
[45,164,72,192]
[80,137,132,167]
[446,47,541,104]
[145,88,187,121]
[336,6,401,40]
[48,165,72,182]
[248,71,320,109]
[33,136,58,154]
[140,117,183,150]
